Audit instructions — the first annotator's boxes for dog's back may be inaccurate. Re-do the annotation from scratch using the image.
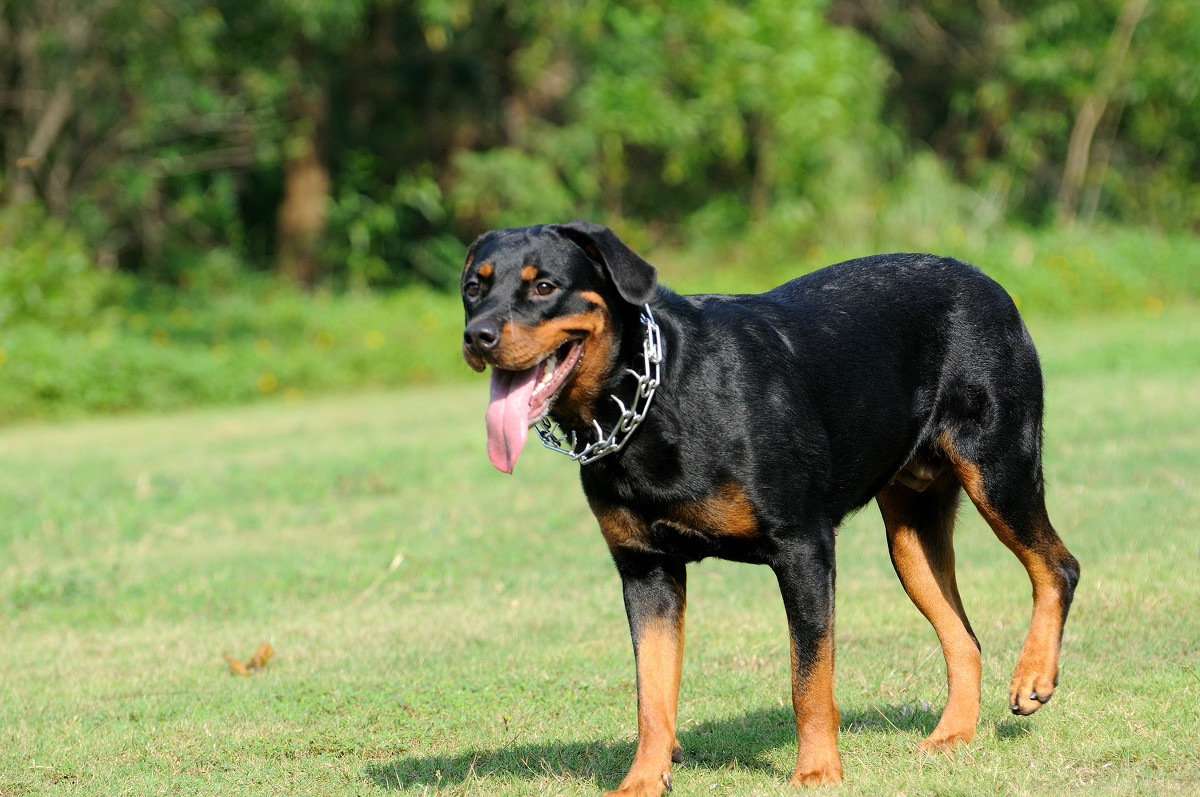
[642,254,1041,518]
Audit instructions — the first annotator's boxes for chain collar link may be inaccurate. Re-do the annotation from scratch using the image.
[534,304,663,465]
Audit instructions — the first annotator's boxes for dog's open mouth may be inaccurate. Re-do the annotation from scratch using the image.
[485,339,584,473]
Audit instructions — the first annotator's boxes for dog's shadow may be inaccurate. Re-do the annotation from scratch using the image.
[367,703,941,791]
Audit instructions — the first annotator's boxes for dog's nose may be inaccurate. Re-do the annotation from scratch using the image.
[464,320,501,354]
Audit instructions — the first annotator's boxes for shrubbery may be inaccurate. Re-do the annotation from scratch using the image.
[3,204,1197,423]
[0,205,128,331]
[0,276,464,423]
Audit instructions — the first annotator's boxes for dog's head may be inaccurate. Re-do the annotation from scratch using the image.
[460,221,658,473]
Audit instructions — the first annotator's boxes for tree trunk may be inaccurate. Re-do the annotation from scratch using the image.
[749,114,776,222]
[9,80,73,205]
[1056,0,1149,227]
[275,85,330,286]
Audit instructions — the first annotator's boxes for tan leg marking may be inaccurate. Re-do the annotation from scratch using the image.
[605,618,685,797]
[589,505,679,796]
[789,630,843,787]
[950,452,1069,715]
[878,481,981,752]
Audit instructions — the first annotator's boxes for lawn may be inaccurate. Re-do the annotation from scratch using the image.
[1,305,1198,796]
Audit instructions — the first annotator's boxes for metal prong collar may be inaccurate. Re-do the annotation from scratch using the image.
[534,304,663,465]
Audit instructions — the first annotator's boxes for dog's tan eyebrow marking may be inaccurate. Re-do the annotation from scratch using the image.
[478,263,493,279]
[579,290,607,309]
[521,265,538,281]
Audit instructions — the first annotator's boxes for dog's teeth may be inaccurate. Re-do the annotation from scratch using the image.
[535,354,557,393]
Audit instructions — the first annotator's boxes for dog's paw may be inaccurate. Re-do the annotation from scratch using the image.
[1008,660,1057,715]
[917,731,973,756]
[788,761,843,788]
[604,769,673,797]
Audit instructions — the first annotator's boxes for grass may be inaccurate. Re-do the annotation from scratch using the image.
[1,305,1198,795]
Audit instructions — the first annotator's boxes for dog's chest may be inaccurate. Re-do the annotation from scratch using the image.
[587,481,772,562]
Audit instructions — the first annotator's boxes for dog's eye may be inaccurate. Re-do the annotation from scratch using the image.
[534,281,557,297]
[464,281,481,298]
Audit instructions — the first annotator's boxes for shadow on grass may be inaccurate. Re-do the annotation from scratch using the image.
[840,701,940,739]
[367,703,944,791]
[993,716,1035,740]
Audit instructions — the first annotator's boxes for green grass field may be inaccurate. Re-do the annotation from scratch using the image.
[2,306,1198,796]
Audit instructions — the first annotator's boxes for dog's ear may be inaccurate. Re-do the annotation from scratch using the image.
[550,220,658,306]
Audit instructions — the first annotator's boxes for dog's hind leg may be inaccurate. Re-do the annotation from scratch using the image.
[877,471,982,752]
[940,386,1084,715]
[944,429,1080,717]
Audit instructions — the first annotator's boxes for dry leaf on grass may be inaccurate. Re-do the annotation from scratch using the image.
[224,643,274,676]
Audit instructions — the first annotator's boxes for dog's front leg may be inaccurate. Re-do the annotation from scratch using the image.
[607,552,687,797]
[773,538,843,787]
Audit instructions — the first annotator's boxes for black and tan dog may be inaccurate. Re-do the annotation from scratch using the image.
[460,221,1080,795]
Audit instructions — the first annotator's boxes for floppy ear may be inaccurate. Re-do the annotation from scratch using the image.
[550,220,658,306]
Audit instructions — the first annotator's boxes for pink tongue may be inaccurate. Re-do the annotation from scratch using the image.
[485,365,539,473]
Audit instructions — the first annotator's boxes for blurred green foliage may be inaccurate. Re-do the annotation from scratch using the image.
[1,222,1195,424]
[0,205,128,331]
[1,0,1199,419]
[831,0,1200,227]
[5,0,1198,286]
[0,281,464,423]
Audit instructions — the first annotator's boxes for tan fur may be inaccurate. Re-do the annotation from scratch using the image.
[788,630,843,787]
[943,436,1069,715]
[605,619,685,797]
[491,304,615,424]
[877,476,982,752]
[665,483,758,538]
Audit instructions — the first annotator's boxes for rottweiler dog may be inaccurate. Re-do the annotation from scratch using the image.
[459,221,1080,795]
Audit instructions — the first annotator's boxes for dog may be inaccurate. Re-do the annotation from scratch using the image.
[459,221,1080,795]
